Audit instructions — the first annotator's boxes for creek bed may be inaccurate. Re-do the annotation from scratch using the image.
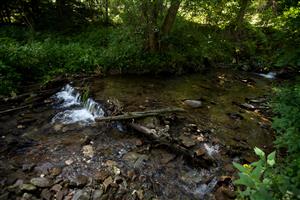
[0,69,276,200]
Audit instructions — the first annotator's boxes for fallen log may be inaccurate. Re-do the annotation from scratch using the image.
[96,107,185,122]
[130,123,215,168]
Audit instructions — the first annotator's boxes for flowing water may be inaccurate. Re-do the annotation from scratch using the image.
[51,84,105,125]
[0,69,276,199]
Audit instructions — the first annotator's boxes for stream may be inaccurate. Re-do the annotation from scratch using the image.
[0,69,276,200]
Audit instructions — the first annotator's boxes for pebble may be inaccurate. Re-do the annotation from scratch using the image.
[20,183,37,191]
[95,170,110,182]
[72,190,90,200]
[92,189,103,200]
[41,189,52,200]
[50,167,62,176]
[65,159,74,165]
[30,177,52,188]
[51,184,62,192]
[70,175,88,188]
[82,145,94,158]
[183,100,203,108]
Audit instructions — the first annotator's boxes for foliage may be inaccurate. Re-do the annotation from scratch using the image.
[233,82,300,200]
[271,82,300,199]
[233,148,276,200]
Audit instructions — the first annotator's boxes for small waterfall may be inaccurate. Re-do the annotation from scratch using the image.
[52,84,105,125]
[257,72,276,79]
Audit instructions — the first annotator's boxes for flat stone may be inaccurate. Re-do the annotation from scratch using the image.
[179,135,196,148]
[0,192,9,200]
[160,152,176,164]
[22,163,35,172]
[92,189,103,200]
[72,190,90,200]
[41,188,52,200]
[20,183,37,191]
[50,167,62,176]
[65,159,74,166]
[51,184,62,192]
[30,177,52,188]
[103,176,113,192]
[195,148,206,157]
[70,175,88,188]
[95,170,110,182]
[123,152,140,163]
[82,145,94,158]
[183,100,203,108]
[56,189,66,200]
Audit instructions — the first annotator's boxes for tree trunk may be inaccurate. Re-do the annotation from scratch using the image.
[30,0,40,28]
[235,0,249,29]
[104,0,109,24]
[161,0,181,37]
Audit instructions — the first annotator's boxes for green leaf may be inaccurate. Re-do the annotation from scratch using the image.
[267,151,276,167]
[233,162,247,173]
[254,147,265,159]
[251,161,264,180]
[234,173,255,188]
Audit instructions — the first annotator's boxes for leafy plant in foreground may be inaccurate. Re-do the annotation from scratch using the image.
[233,147,276,200]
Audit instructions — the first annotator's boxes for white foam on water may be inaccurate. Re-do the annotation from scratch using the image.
[193,177,218,199]
[204,143,219,157]
[257,72,276,79]
[52,109,95,124]
[52,84,105,125]
[55,84,81,108]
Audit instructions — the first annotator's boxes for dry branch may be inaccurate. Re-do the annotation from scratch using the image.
[96,107,185,122]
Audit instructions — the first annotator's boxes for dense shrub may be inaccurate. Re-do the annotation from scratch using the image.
[234,81,300,200]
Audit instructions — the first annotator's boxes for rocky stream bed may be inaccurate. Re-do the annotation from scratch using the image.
[0,70,277,200]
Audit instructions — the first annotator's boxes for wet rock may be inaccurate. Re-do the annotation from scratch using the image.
[22,163,35,172]
[56,189,67,200]
[183,100,203,108]
[50,167,62,177]
[72,190,90,200]
[82,145,94,158]
[51,184,62,192]
[179,135,196,148]
[92,189,103,200]
[65,159,74,166]
[195,148,206,157]
[95,170,110,182]
[133,189,144,200]
[180,170,203,184]
[8,179,23,189]
[240,103,256,111]
[21,193,34,200]
[140,117,159,129]
[103,176,113,192]
[105,160,117,167]
[226,113,243,120]
[224,164,235,173]
[30,177,52,188]
[160,152,176,164]
[34,162,54,175]
[123,152,141,163]
[0,192,9,200]
[41,188,52,200]
[113,166,121,175]
[215,186,236,200]
[54,124,63,132]
[20,183,37,191]
[70,175,88,188]
[134,138,143,146]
